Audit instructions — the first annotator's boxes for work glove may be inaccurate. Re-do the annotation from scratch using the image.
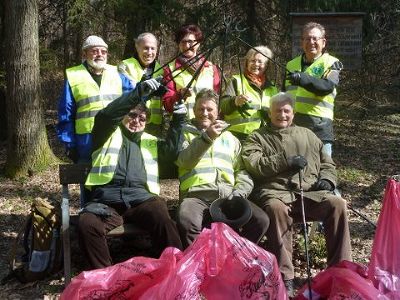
[173,102,188,115]
[66,147,79,163]
[140,73,152,82]
[287,155,308,171]
[287,71,303,86]
[238,102,252,118]
[139,77,162,98]
[311,179,334,191]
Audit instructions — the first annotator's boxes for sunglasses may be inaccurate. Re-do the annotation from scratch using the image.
[128,112,147,123]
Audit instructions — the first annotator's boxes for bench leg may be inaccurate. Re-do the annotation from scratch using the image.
[61,185,71,286]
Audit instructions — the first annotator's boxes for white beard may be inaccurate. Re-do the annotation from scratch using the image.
[87,58,106,71]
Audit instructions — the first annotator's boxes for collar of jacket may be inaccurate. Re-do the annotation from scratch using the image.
[266,124,296,134]
[183,122,203,135]
[120,125,143,143]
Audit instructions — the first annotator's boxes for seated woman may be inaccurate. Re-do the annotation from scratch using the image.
[221,46,278,142]
[163,24,220,119]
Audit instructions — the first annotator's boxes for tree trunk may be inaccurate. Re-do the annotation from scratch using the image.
[4,0,57,178]
[0,0,6,141]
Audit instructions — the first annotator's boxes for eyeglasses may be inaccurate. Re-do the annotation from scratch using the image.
[180,39,198,46]
[88,48,108,55]
[302,36,324,42]
[128,112,146,123]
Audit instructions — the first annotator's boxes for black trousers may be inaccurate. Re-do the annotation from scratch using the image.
[78,197,182,269]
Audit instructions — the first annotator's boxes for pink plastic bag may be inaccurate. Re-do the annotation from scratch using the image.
[60,247,182,299]
[368,178,400,298]
[295,261,386,299]
[61,223,287,299]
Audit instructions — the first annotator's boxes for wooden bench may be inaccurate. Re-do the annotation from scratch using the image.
[59,163,157,285]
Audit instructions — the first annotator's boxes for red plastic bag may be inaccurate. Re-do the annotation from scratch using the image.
[60,247,182,299]
[61,223,287,299]
[368,178,400,298]
[295,261,386,299]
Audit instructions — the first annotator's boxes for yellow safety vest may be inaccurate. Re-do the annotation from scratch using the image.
[178,128,236,192]
[169,60,215,119]
[224,75,277,134]
[121,58,163,125]
[66,64,123,134]
[85,129,160,195]
[285,53,338,120]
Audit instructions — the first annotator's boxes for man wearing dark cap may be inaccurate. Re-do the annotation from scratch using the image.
[175,88,269,248]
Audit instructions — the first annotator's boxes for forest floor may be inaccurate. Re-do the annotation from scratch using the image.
[0,102,399,299]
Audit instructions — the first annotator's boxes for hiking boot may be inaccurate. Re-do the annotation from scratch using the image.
[284,279,295,298]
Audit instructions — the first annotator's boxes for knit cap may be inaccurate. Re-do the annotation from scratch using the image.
[82,35,108,50]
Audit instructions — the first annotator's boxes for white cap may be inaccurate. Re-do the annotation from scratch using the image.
[82,35,108,50]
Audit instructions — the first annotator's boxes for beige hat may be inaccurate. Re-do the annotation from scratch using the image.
[82,35,108,50]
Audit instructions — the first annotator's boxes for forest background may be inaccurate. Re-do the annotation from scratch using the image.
[0,0,399,298]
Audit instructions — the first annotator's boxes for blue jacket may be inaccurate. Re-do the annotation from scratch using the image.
[57,67,135,162]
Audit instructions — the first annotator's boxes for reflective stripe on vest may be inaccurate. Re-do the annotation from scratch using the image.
[169,60,214,119]
[178,130,236,191]
[66,64,123,134]
[285,53,338,120]
[85,129,160,194]
[122,58,163,125]
[224,75,277,134]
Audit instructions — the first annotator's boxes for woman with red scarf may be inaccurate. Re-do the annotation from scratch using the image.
[163,24,220,120]
[221,46,278,142]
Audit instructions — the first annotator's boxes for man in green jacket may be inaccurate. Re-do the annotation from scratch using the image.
[241,92,351,296]
[175,89,270,248]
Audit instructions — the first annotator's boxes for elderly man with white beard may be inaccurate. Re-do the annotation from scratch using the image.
[57,35,134,166]
[57,35,134,205]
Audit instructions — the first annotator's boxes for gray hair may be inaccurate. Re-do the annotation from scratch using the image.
[245,45,273,63]
[270,92,295,108]
[194,88,219,107]
[302,22,326,38]
[135,32,158,49]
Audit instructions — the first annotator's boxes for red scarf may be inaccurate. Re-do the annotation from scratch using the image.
[244,69,266,88]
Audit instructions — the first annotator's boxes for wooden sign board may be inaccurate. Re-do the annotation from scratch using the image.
[290,13,364,70]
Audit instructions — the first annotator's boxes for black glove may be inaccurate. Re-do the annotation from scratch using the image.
[287,72,303,86]
[66,147,79,163]
[173,102,188,115]
[139,77,162,98]
[152,84,168,97]
[287,155,308,171]
[311,179,334,191]
[140,73,152,82]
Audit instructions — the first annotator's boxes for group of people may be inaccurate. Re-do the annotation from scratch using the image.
[57,21,351,296]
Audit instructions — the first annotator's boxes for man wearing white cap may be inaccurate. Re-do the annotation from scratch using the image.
[57,35,134,166]
[57,35,134,204]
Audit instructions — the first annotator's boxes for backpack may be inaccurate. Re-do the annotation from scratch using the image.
[7,197,62,283]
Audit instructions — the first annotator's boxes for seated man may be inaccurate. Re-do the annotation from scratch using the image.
[175,89,270,248]
[78,79,184,270]
[241,92,352,295]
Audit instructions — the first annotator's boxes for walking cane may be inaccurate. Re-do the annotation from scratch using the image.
[298,170,313,299]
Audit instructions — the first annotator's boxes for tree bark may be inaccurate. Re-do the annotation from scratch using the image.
[4,0,56,178]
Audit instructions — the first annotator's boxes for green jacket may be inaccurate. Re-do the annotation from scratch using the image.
[241,124,337,204]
